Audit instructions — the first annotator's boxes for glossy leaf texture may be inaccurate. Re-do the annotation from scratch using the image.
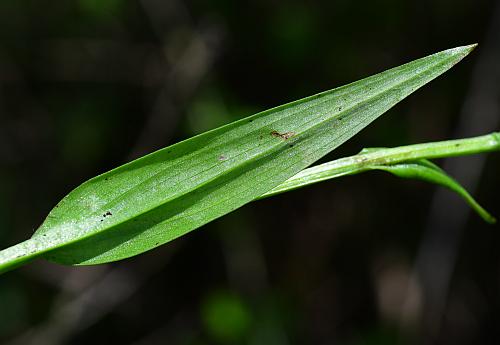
[0,45,476,273]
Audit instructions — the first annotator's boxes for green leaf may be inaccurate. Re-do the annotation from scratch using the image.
[0,45,476,273]
[371,159,496,223]
[261,133,499,223]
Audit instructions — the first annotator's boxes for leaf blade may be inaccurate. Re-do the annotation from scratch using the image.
[0,44,477,271]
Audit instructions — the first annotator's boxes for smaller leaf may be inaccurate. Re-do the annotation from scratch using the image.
[367,159,496,224]
[260,133,499,223]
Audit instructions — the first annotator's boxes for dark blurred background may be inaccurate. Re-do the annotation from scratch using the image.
[0,1,499,344]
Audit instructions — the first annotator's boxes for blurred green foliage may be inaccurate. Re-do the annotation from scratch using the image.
[78,0,123,19]
[202,291,251,343]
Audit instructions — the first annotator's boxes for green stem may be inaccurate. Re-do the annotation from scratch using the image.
[260,132,500,198]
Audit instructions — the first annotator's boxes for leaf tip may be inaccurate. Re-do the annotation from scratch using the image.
[485,214,497,225]
[475,206,496,225]
[438,44,478,68]
[466,43,479,56]
[447,44,478,57]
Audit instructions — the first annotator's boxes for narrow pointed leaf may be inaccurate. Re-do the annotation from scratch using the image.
[261,132,499,223]
[0,45,476,273]
[370,159,496,223]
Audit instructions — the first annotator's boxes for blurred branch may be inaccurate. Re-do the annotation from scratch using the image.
[6,245,179,345]
[34,39,167,86]
[129,309,197,345]
[128,0,223,158]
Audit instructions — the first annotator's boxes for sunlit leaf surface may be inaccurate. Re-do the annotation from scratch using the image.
[0,45,476,273]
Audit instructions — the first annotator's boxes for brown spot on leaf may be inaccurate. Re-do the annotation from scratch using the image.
[271,130,296,140]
